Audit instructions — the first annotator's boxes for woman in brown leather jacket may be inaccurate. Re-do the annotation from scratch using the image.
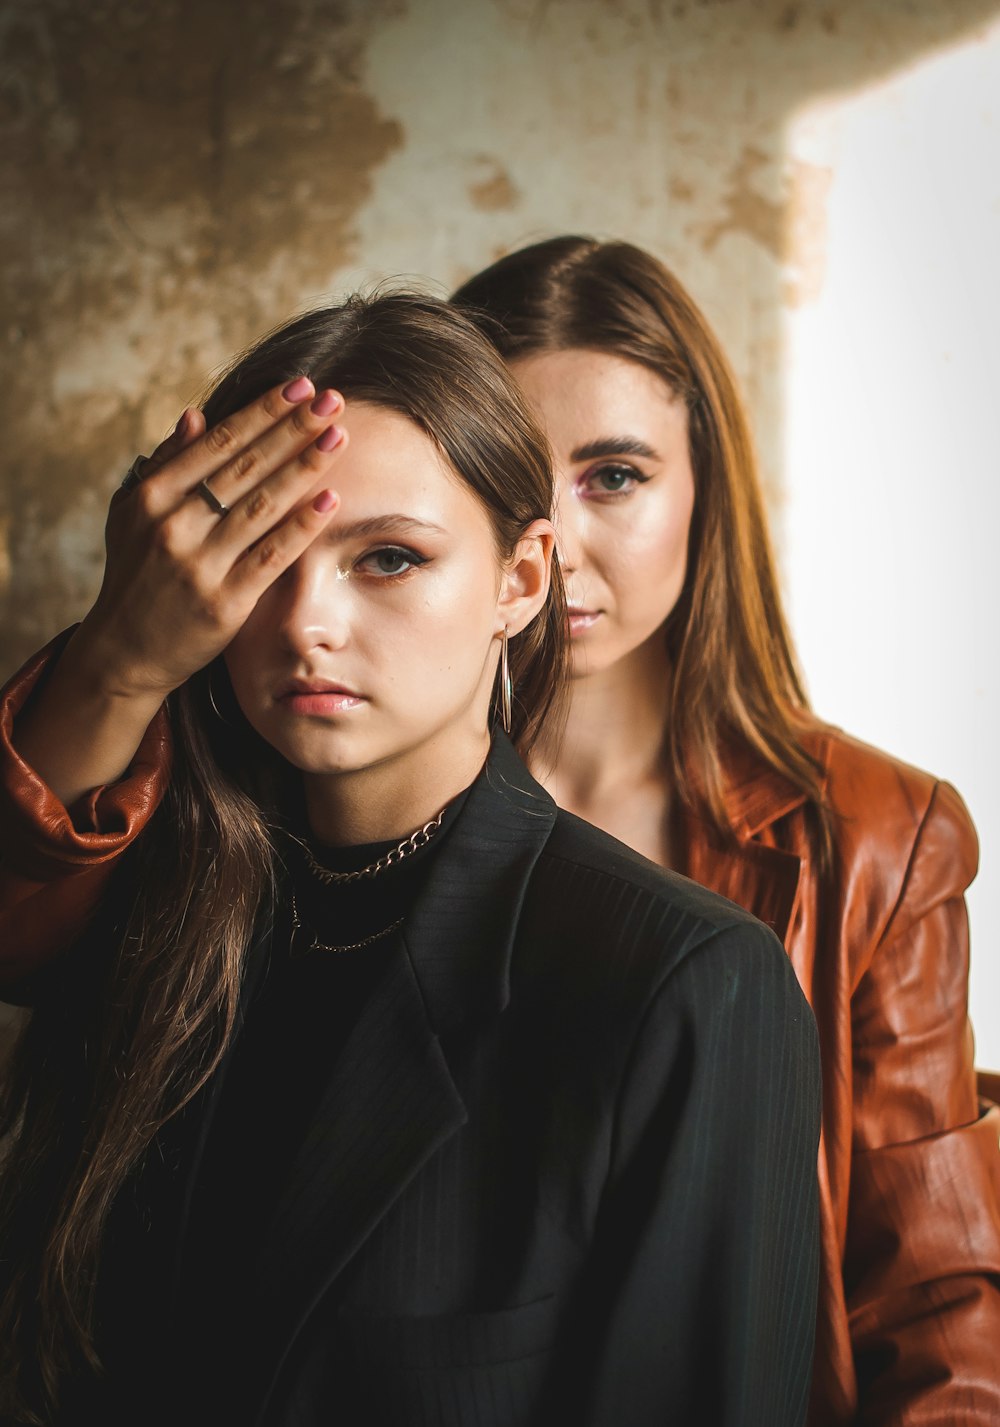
[450,237,1000,1425]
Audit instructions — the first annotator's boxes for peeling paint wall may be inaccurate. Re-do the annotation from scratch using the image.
[2,0,999,1049]
[0,0,405,662]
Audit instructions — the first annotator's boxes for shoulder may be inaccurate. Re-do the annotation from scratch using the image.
[526,806,799,997]
[542,805,764,927]
[801,720,977,882]
[516,809,816,1100]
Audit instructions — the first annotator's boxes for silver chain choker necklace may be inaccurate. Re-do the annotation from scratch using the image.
[298,804,449,886]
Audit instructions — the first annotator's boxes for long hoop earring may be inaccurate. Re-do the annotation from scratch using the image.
[499,626,513,736]
[207,665,231,725]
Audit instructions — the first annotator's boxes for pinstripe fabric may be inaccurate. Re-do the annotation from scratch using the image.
[74,736,822,1426]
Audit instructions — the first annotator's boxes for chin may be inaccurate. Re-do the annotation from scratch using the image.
[255,725,364,777]
[568,643,616,680]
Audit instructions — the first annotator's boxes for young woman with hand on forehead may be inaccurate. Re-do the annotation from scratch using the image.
[452,236,1000,1427]
[0,293,820,1426]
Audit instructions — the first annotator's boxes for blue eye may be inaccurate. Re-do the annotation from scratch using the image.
[583,464,648,497]
[359,546,427,578]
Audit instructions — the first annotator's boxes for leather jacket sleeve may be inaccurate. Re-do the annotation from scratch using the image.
[844,778,1000,1424]
[0,633,171,995]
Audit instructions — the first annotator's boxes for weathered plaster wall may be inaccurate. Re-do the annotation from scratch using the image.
[0,0,405,662]
[3,0,997,673]
[2,0,999,1050]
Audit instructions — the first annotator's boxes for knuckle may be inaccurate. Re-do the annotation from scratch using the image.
[228,445,259,482]
[151,517,181,556]
[204,421,238,458]
[261,387,287,422]
[255,539,282,571]
[135,480,164,520]
[243,486,273,522]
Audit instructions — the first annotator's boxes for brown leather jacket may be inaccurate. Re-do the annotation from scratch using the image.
[673,723,1000,1425]
[2,642,1000,1423]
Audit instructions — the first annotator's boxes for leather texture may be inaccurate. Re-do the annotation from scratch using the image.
[0,684,822,1427]
[673,724,1000,1425]
[0,632,170,995]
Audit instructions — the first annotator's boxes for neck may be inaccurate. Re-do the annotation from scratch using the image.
[302,723,491,847]
[534,629,673,808]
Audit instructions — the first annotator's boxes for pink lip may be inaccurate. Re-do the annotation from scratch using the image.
[276,677,366,716]
[567,607,601,635]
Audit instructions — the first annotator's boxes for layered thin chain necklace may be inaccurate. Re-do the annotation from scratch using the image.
[289,804,449,955]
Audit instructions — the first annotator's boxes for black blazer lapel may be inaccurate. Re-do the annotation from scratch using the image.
[247,938,468,1422]
[247,734,558,1420]
[402,731,558,1036]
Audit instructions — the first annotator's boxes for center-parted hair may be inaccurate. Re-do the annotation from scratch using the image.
[453,237,827,842]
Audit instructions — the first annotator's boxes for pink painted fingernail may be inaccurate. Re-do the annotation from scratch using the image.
[282,376,313,402]
[310,388,340,418]
[313,489,336,513]
[315,424,344,452]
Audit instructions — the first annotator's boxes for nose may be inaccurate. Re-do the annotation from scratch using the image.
[554,483,585,578]
[272,552,350,658]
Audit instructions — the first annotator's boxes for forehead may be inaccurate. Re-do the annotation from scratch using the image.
[510,348,687,449]
[333,401,474,518]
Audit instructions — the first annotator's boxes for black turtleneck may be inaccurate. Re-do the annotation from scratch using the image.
[178,787,471,1367]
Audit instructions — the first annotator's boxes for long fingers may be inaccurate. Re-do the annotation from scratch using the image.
[203,418,348,573]
[224,490,342,604]
[144,377,325,510]
[183,388,343,523]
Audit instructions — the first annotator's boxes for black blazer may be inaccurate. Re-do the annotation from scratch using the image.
[66,735,821,1427]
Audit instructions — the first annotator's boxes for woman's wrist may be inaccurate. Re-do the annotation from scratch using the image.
[59,616,176,714]
[11,624,169,810]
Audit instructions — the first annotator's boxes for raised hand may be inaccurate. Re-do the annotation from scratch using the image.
[15,378,347,808]
[85,376,345,701]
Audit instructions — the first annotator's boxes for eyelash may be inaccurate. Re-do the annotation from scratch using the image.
[578,463,651,500]
[356,545,429,579]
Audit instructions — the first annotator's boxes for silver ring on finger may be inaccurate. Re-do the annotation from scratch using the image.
[120,455,150,492]
[195,478,230,518]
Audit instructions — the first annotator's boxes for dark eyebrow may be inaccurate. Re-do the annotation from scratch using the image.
[334,514,448,541]
[570,436,661,463]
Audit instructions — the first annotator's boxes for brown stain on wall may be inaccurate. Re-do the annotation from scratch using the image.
[698,145,833,306]
[0,0,405,675]
[700,146,787,260]
[468,159,520,212]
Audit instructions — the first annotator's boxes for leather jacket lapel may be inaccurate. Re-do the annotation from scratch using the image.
[673,747,808,947]
[679,824,802,946]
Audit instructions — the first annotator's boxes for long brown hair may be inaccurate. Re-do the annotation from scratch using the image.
[453,236,827,842]
[0,291,567,1422]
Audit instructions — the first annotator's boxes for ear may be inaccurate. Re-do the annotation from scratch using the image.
[496,519,555,636]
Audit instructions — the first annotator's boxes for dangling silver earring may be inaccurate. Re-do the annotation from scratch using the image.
[499,626,513,735]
